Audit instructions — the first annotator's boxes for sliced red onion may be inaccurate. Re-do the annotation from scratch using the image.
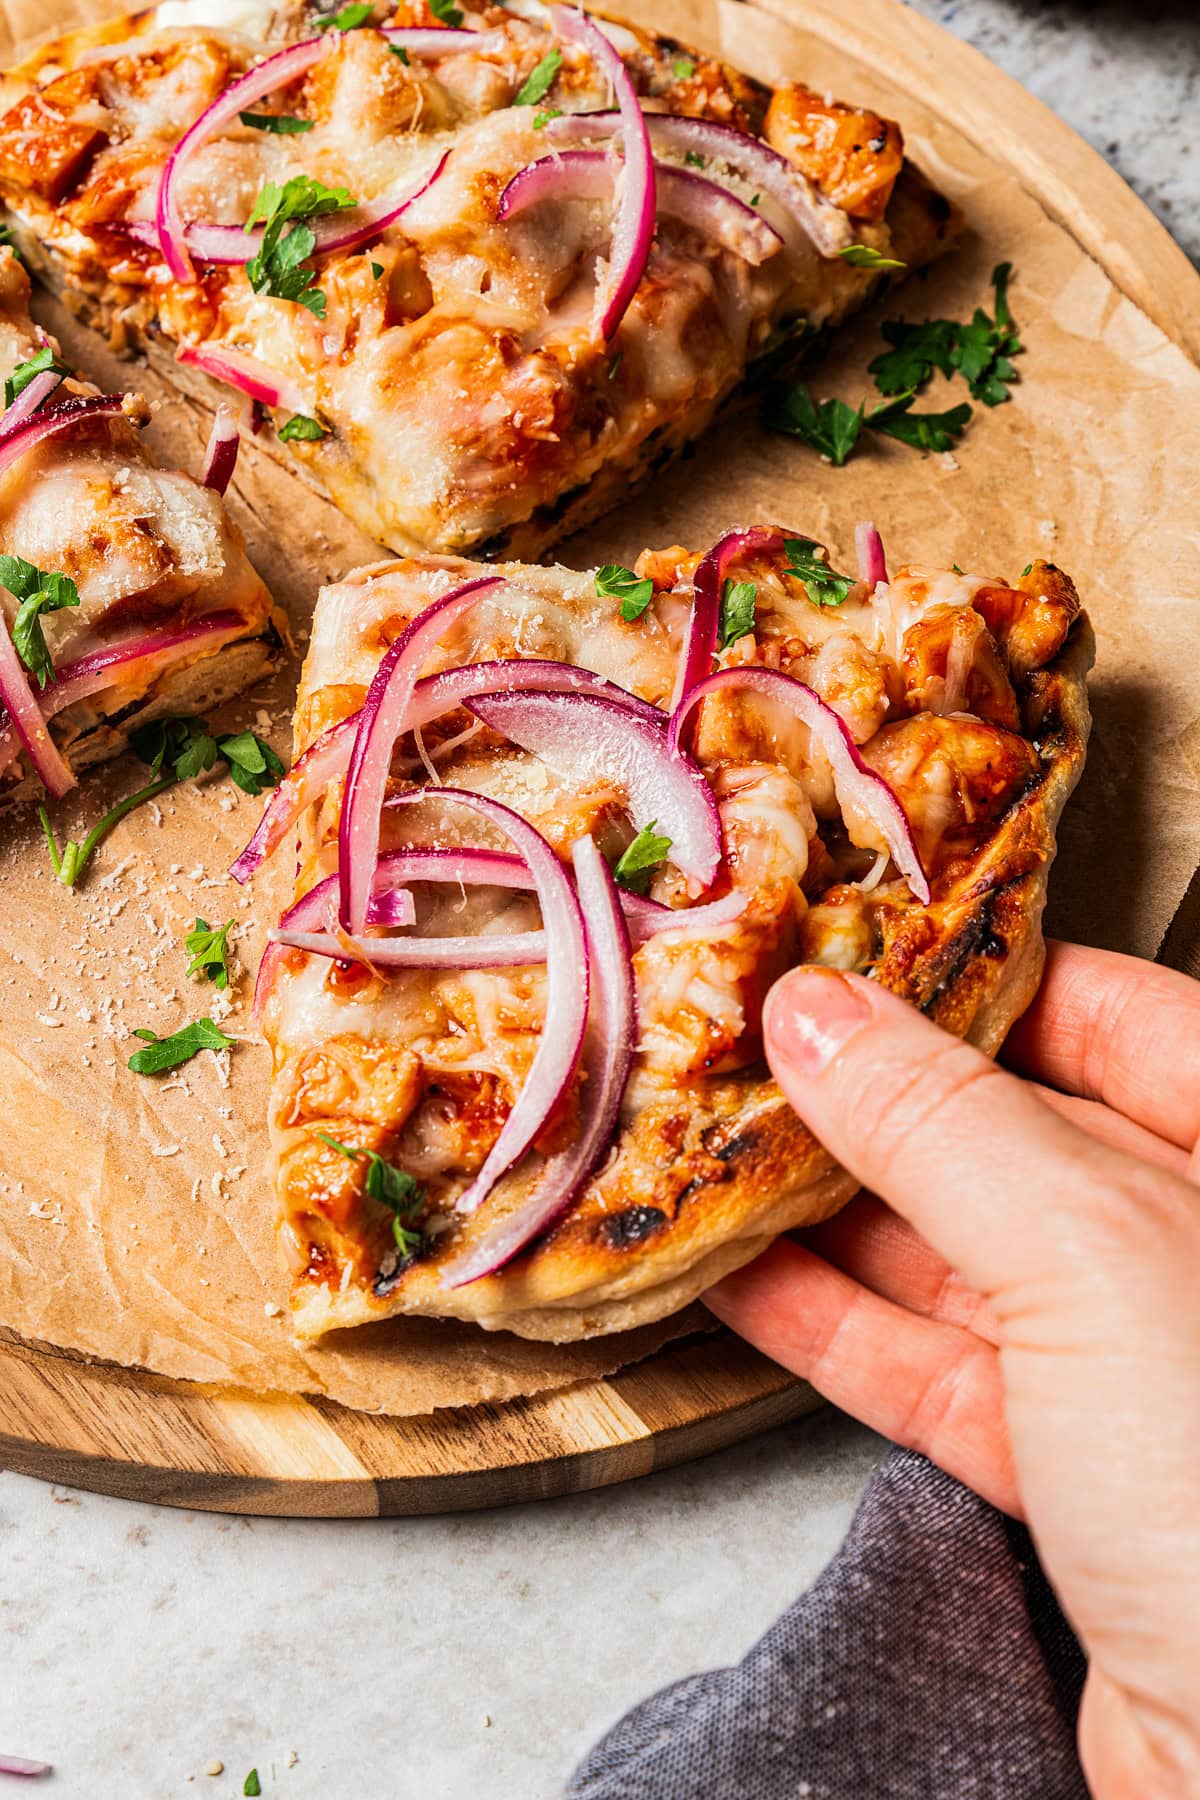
[499,151,780,265]
[671,667,930,903]
[547,110,852,257]
[547,4,654,340]
[442,833,635,1286]
[621,884,748,943]
[671,524,784,715]
[466,688,721,886]
[0,1753,52,1777]
[0,367,65,435]
[339,577,508,932]
[855,521,887,588]
[380,25,511,56]
[132,151,449,267]
[0,611,75,796]
[394,788,588,1217]
[0,612,252,782]
[0,394,125,479]
[176,343,311,416]
[274,923,546,967]
[201,403,240,494]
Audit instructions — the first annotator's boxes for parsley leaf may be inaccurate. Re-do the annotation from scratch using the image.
[868,317,958,395]
[613,821,672,895]
[0,223,22,265]
[390,42,409,63]
[185,916,235,990]
[718,578,756,650]
[217,729,285,797]
[278,412,327,442]
[239,111,313,134]
[317,1133,425,1254]
[245,174,355,319]
[130,715,220,781]
[837,244,905,271]
[318,1,373,29]
[532,107,562,129]
[684,149,705,168]
[4,344,69,410]
[430,0,463,23]
[0,554,80,689]
[672,56,696,78]
[513,48,562,106]
[595,562,654,623]
[764,382,863,466]
[866,390,972,452]
[243,1775,262,1799]
[127,1018,235,1075]
[871,265,1022,406]
[783,537,855,609]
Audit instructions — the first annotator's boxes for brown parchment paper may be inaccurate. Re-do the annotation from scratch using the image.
[1,0,1199,1414]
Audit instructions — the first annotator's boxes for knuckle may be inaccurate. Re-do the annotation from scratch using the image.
[894,1336,993,1460]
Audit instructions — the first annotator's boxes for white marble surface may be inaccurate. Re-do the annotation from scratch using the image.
[3,6,1198,1798]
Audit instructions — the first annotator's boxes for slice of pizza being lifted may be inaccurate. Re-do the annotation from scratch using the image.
[239,524,1092,1342]
[0,0,955,558]
[0,245,282,797]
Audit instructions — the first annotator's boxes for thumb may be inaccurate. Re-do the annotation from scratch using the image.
[761,966,1161,1299]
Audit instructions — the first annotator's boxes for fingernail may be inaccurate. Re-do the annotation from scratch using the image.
[766,969,873,1076]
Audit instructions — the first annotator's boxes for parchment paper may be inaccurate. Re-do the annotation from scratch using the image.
[1,0,1198,1414]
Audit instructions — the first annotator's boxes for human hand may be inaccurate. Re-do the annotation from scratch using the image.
[705,942,1200,1800]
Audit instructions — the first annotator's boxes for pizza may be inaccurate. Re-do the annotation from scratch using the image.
[242,525,1093,1341]
[0,0,955,559]
[0,243,280,795]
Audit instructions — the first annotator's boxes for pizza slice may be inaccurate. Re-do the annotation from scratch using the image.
[0,0,954,558]
[241,524,1092,1342]
[0,244,281,796]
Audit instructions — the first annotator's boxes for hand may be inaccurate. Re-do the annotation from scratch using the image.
[705,942,1200,1800]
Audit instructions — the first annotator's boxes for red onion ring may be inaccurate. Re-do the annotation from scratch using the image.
[0,394,125,479]
[546,110,852,258]
[671,524,785,716]
[620,884,748,942]
[176,343,311,416]
[547,4,654,340]
[201,403,240,494]
[0,368,65,435]
[670,666,930,903]
[0,611,76,796]
[465,687,722,886]
[0,1753,52,1777]
[498,150,780,266]
[442,833,635,1286]
[855,521,888,588]
[379,25,511,55]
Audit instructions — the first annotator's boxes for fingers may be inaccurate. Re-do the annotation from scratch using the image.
[802,1195,1002,1344]
[1031,1084,1192,1176]
[761,965,1178,1296]
[1003,941,1200,1152]
[706,1239,1019,1514]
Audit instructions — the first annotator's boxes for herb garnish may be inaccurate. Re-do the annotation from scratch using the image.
[765,385,863,466]
[4,344,69,410]
[243,1774,262,1799]
[613,822,672,895]
[185,917,235,990]
[0,554,80,689]
[318,1,373,29]
[837,244,905,271]
[127,1017,235,1075]
[245,174,355,319]
[869,263,1021,406]
[0,223,22,264]
[672,56,696,78]
[390,42,409,62]
[783,538,855,609]
[239,111,314,134]
[866,390,972,453]
[430,0,463,23]
[532,108,562,129]
[684,150,705,168]
[595,562,654,623]
[513,48,563,107]
[217,729,286,796]
[718,578,756,649]
[278,412,327,442]
[317,1133,425,1254]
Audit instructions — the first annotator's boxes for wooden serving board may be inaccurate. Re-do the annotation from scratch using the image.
[3,0,1199,1517]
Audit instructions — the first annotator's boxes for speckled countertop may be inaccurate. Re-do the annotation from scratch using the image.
[3,7,1198,1799]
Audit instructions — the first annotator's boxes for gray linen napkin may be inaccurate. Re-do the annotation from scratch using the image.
[569,1447,1088,1799]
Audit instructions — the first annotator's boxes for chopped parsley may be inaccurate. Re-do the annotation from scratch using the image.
[245,174,355,320]
[765,383,863,466]
[278,411,327,442]
[131,714,220,782]
[595,562,654,623]
[613,821,672,895]
[0,223,22,264]
[513,48,563,107]
[532,108,562,129]
[868,317,959,395]
[1021,563,1033,577]
[684,149,705,168]
[318,1,373,29]
[0,554,80,689]
[243,1775,262,1799]
[783,537,855,609]
[866,390,972,453]
[184,917,235,990]
[672,56,696,78]
[127,1017,235,1076]
[870,263,1021,406]
[370,261,384,279]
[317,1133,425,1254]
[837,243,905,271]
[239,111,313,134]
[4,344,69,410]
[430,0,463,23]
[217,729,286,796]
[389,42,409,62]
[718,578,756,649]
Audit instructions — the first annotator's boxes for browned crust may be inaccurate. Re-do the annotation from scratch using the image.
[288,611,1093,1342]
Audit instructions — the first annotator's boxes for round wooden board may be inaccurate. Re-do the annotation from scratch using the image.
[4,0,1198,1519]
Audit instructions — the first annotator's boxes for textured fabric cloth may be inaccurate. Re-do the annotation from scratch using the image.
[569,1448,1088,1800]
